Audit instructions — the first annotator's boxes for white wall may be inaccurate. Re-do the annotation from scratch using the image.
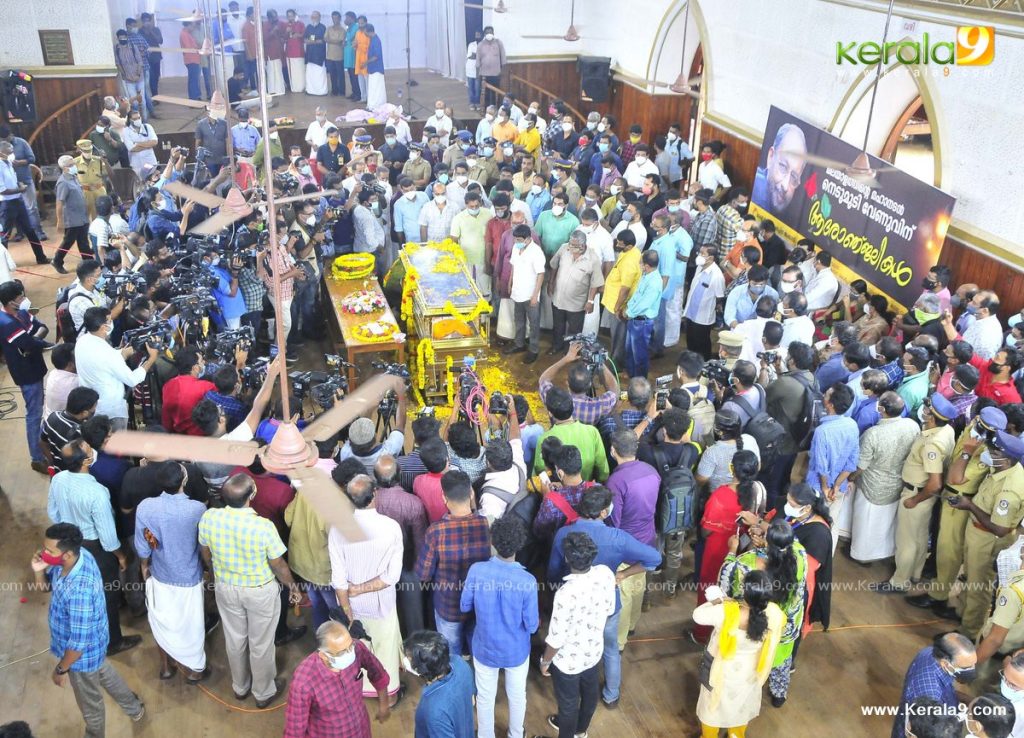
[0,0,115,68]
[488,0,1024,248]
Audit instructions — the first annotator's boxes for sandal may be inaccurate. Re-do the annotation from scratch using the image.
[388,684,407,709]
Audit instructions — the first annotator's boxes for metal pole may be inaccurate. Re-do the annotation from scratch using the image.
[251,0,293,420]
[861,0,897,154]
[214,0,236,177]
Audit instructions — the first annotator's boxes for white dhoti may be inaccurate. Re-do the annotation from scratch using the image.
[366,72,387,109]
[850,487,899,562]
[664,284,685,347]
[266,59,286,95]
[305,62,329,95]
[827,489,854,554]
[360,609,402,696]
[582,301,601,335]
[287,57,306,91]
[146,577,206,672]
[497,298,515,339]
[470,265,491,301]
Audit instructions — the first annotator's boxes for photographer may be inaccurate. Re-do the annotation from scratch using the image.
[162,347,215,435]
[755,321,786,385]
[65,259,127,336]
[204,365,251,432]
[763,341,817,501]
[201,249,246,330]
[478,396,526,522]
[676,350,718,449]
[348,182,386,276]
[74,306,159,431]
[288,204,325,341]
[337,375,408,473]
[538,341,619,426]
[718,360,764,427]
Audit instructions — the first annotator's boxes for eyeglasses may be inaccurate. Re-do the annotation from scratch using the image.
[772,157,803,188]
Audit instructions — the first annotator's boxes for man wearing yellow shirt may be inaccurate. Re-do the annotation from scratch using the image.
[516,114,542,167]
[492,108,518,144]
[601,229,641,366]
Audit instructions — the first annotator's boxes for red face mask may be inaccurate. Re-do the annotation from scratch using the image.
[701,152,713,162]
[40,550,64,566]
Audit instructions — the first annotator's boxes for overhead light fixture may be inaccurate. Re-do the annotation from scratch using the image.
[494,0,508,12]
[669,0,692,95]
[564,24,579,42]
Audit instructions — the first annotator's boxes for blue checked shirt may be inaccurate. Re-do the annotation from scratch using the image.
[47,471,120,552]
[135,492,207,587]
[805,414,860,495]
[879,359,905,390]
[48,549,109,671]
[892,646,958,738]
[198,506,287,587]
[459,557,540,668]
[540,379,617,427]
[205,390,250,431]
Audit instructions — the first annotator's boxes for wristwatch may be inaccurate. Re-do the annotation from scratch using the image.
[54,664,69,675]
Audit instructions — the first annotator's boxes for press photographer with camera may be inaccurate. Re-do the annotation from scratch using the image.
[287,202,326,341]
[538,339,619,426]
[199,248,247,330]
[337,374,409,473]
[63,259,129,337]
[754,321,786,385]
[204,365,251,432]
[162,344,246,435]
[74,306,159,431]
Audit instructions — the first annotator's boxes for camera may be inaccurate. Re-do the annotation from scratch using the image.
[122,319,173,352]
[102,271,147,299]
[372,361,410,423]
[489,391,507,415]
[241,356,270,392]
[273,172,300,194]
[325,353,354,372]
[756,351,779,365]
[207,326,255,363]
[655,374,673,411]
[701,359,731,386]
[172,145,189,157]
[170,287,217,322]
[566,332,609,374]
[289,370,349,408]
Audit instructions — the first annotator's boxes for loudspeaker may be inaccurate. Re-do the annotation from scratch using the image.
[2,70,37,124]
[578,56,611,103]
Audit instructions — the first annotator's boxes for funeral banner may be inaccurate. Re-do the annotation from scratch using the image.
[748,105,956,308]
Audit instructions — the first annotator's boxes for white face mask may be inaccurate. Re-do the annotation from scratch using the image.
[530,184,542,195]
[323,649,356,671]
[434,194,447,204]
[435,109,444,118]
[18,297,31,311]
[561,122,572,132]
[609,185,622,196]
[466,159,477,168]
[402,654,420,676]
[67,165,79,175]
[404,190,417,200]
[484,33,494,41]
[864,304,873,314]
[305,215,316,226]
[131,120,142,129]
[780,282,797,294]
[409,151,420,160]
[695,255,707,267]
[552,205,565,216]
[784,503,807,519]
[455,175,468,185]
[597,123,607,132]
[485,113,494,122]
[667,132,677,142]
[95,126,106,134]
[635,155,647,164]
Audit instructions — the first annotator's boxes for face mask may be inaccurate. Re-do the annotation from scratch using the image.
[300,165,312,176]
[403,189,418,200]
[384,136,396,146]
[485,113,494,122]
[67,165,79,176]
[950,294,962,308]
[952,665,977,684]
[1009,334,1022,348]
[598,143,610,153]
[528,107,538,115]
[434,194,447,204]
[501,145,513,156]
[784,503,806,519]
[131,120,142,129]
[485,33,494,40]
[530,184,542,195]
[438,173,449,184]
[562,123,572,133]
[749,284,765,296]
[409,151,420,161]
[914,309,939,324]
[609,185,621,196]
[989,361,1005,375]
[518,120,530,131]
[95,126,106,134]
[597,123,607,133]
[667,204,681,213]
[435,110,444,118]
[922,278,937,290]
[498,118,508,125]
[635,155,648,164]
[455,175,468,185]
[615,202,626,211]
[402,654,420,676]
[322,648,356,670]
[916,406,929,424]
[965,304,979,315]
[552,205,565,216]
[629,135,641,144]
[482,147,494,157]
[514,240,527,250]
[467,207,480,216]
[606,503,614,517]
[17,296,30,312]
[781,282,797,294]
[695,255,707,267]
[587,120,598,130]
[459,142,470,152]
[667,132,677,142]
[303,215,316,227]
[495,209,508,218]
[103,320,114,334]
[40,550,65,566]
[1001,677,1024,702]
[701,152,713,161]
[118,38,128,45]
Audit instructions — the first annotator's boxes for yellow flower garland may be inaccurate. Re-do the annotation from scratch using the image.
[331,253,375,280]
[416,338,435,389]
[352,321,399,343]
[400,266,420,325]
[443,298,492,323]
[445,355,454,406]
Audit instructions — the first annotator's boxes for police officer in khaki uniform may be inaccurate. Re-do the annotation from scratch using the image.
[401,142,433,190]
[472,136,500,189]
[952,430,1024,639]
[717,329,745,371]
[877,392,957,593]
[74,139,109,221]
[977,549,1024,666]
[908,407,1007,617]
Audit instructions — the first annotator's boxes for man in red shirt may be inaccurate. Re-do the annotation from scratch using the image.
[162,348,216,434]
[970,347,1022,405]
[412,437,451,523]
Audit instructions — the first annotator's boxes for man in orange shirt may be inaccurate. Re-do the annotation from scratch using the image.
[354,15,370,104]
[180,21,202,100]
[723,218,762,282]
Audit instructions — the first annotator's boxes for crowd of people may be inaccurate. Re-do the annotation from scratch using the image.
[4,10,1024,738]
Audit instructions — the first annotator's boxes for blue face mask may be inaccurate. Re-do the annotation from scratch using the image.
[668,204,680,213]
[95,277,107,291]
[965,304,979,315]
[598,143,610,153]
[749,283,765,295]
[460,143,470,151]
[483,147,494,157]
[438,173,449,184]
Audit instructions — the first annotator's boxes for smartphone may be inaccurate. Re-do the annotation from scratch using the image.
[946,495,960,507]
[539,471,551,487]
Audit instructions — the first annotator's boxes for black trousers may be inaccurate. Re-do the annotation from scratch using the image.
[552,662,600,738]
[1,197,45,261]
[148,56,161,95]
[685,319,713,360]
[326,60,345,95]
[346,68,360,98]
[81,539,125,647]
[484,74,502,106]
[551,305,585,351]
[54,225,93,266]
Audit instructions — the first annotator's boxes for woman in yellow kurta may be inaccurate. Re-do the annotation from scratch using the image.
[693,569,784,738]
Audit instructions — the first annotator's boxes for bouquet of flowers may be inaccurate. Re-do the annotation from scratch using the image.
[339,290,387,315]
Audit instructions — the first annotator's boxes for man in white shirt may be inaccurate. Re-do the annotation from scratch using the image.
[736,297,776,364]
[609,199,647,250]
[66,260,120,333]
[779,291,815,349]
[384,109,412,146]
[503,224,546,362]
[682,244,725,359]
[329,474,405,702]
[478,408,527,522]
[697,142,731,194]
[622,144,659,189]
[961,290,1004,360]
[74,306,158,430]
[430,100,453,147]
[304,107,332,160]
[579,209,615,335]
[121,111,158,176]
[803,250,840,311]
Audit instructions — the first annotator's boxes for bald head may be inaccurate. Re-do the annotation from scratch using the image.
[316,619,351,649]
[374,454,399,488]
[222,473,256,508]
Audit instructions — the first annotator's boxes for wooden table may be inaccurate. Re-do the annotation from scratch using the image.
[323,275,406,390]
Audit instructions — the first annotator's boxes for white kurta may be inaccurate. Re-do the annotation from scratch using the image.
[663,283,685,347]
[850,487,899,562]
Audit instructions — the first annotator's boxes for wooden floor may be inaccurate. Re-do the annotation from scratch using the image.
[0,224,986,736]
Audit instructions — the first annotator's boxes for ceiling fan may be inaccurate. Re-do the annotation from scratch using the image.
[463,0,509,12]
[616,70,702,100]
[163,181,340,235]
[777,0,901,188]
[107,374,400,541]
[522,0,578,41]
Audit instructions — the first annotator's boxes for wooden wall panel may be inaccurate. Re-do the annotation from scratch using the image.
[14,75,119,165]
[698,120,760,192]
[938,235,1024,318]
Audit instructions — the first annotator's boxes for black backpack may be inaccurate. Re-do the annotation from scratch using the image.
[790,372,825,451]
[481,464,546,569]
[55,288,92,343]
[652,444,701,533]
[731,384,789,470]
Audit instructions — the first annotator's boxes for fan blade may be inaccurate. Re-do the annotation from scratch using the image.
[152,95,208,109]
[273,189,340,205]
[106,431,260,466]
[289,466,366,541]
[164,181,226,209]
[521,35,568,39]
[301,374,395,443]
[190,210,246,235]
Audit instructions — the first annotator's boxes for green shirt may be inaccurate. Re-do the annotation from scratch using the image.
[283,494,332,586]
[534,210,581,258]
[897,370,930,415]
[533,420,609,482]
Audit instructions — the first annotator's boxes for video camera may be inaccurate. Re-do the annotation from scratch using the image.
[372,361,410,422]
[122,319,173,352]
[102,271,148,299]
[701,359,731,386]
[655,374,673,411]
[168,265,219,296]
[273,172,300,195]
[488,391,507,415]
[566,332,609,374]
[241,356,270,392]
[289,370,349,409]
[756,350,779,365]
[207,326,255,363]
[170,287,217,322]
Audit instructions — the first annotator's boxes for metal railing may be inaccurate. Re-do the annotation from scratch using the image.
[481,77,589,128]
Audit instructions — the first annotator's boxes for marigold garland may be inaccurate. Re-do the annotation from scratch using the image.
[331,253,375,280]
[445,355,455,406]
[352,320,400,343]
[400,267,420,325]
[416,338,435,389]
[443,299,492,323]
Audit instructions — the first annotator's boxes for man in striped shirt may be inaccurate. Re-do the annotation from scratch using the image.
[41,387,97,470]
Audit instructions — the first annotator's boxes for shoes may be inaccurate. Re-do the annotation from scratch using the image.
[255,677,287,709]
[388,684,407,708]
[275,624,307,646]
[234,687,251,700]
[186,666,212,684]
[771,695,787,708]
[31,460,49,475]
[868,581,906,595]
[502,345,526,355]
[52,260,68,274]
[523,352,539,364]
[285,351,299,365]
[906,594,942,610]
[932,604,961,621]
[602,696,620,709]
[34,255,48,264]
[129,703,146,722]
[107,634,142,656]
[546,715,587,738]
